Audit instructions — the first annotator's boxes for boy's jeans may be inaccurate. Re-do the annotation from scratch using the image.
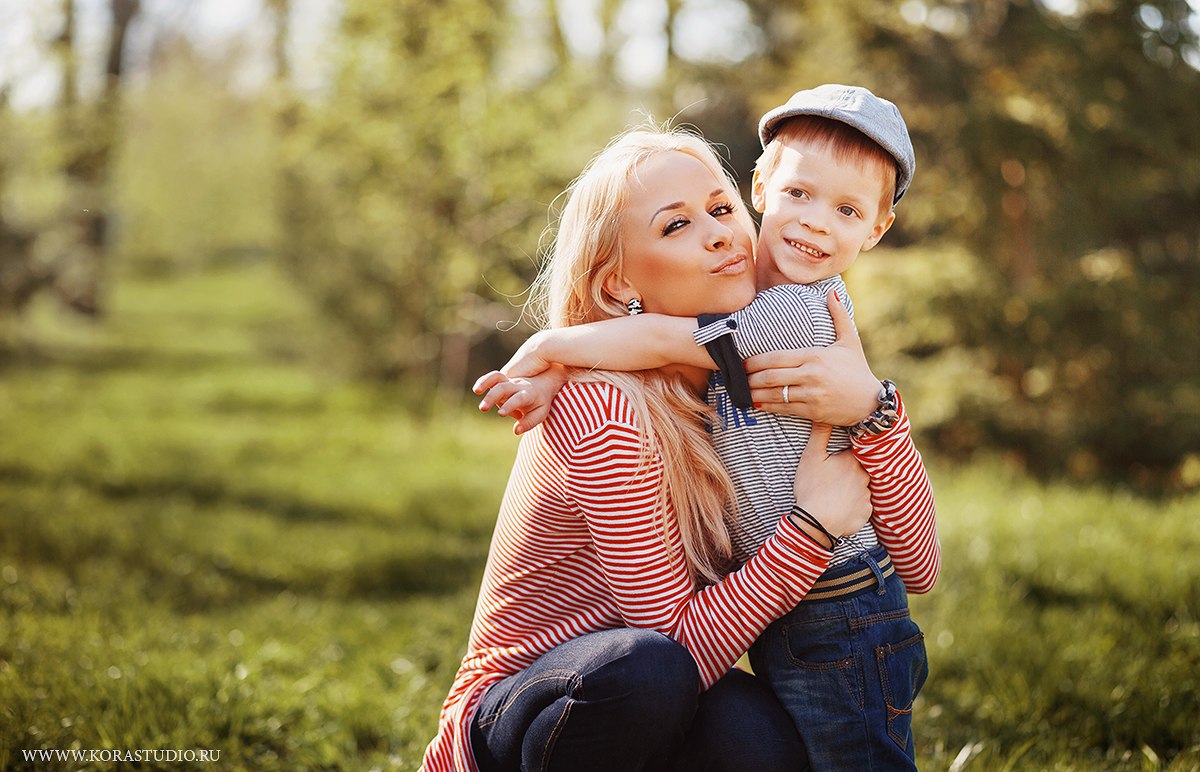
[749,545,929,771]
[469,627,807,772]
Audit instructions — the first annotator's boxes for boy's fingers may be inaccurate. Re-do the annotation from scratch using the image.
[827,289,862,349]
[803,422,834,456]
[473,370,507,395]
[500,389,536,416]
[514,406,551,436]
[480,381,520,412]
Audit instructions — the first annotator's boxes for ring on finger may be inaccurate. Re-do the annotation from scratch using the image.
[783,385,790,404]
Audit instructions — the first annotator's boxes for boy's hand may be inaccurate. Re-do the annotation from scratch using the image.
[745,289,880,426]
[473,365,569,435]
[790,422,872,543]
[501,330,556,379]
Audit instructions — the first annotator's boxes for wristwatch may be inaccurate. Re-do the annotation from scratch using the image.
[849,379,899,438]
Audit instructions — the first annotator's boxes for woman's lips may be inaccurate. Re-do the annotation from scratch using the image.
[711,254,748,275]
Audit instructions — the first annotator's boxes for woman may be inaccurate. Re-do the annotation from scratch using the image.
[421,127,879,772]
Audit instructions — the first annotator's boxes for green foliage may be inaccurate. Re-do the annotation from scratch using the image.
[114,45,280,272]
[277,0,628,382]
[0,263,506,770]
[3,263,1199,769]
[850,0,1200,486]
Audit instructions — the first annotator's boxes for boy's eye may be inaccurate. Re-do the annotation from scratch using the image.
[785,188,807,200]
[838,205,860,217]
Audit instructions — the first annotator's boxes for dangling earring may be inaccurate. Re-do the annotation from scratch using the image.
[626,298,644,316]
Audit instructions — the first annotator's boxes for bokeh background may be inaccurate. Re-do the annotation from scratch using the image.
[1,0,1198,769]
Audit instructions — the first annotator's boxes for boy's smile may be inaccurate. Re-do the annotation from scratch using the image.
[752,136,895,289]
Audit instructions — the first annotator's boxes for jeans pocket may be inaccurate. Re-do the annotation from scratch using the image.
[778,615,863,711]
[875,631,928,750]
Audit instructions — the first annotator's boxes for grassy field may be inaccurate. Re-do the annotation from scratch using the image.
[1,263,1198,770]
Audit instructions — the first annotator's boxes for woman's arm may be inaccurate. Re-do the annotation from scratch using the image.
[849,395,941,593]
[744,291,940,592]
[556,388,870,688]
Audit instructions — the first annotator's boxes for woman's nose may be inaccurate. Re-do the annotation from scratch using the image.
[706,218,734,249]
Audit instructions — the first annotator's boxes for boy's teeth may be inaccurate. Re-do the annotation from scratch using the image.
[788,239,823,257]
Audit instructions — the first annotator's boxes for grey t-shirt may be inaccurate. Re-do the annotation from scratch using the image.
[694,275,877,565]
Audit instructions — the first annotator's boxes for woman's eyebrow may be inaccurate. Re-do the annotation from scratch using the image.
[649,201,684,225]
[649,188,726,225]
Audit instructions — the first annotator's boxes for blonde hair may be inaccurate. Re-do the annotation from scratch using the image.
[756,115,898,219]
[528,125,750,584]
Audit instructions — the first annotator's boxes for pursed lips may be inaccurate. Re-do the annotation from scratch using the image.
[710,253,748,274]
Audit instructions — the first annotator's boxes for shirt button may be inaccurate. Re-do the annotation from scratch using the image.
[726,320,737,329]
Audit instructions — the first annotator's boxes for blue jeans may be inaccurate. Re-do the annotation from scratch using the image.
[469,627,807,772]
[749,546,929,771]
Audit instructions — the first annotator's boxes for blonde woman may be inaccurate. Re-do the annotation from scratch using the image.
[420,127,876,772]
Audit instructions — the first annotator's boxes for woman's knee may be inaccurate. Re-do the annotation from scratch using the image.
[680,669,807,772]
[584,628,699,719]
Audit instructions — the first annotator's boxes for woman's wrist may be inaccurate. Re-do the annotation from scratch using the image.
[785,506,837,552]
[849,379,900,438]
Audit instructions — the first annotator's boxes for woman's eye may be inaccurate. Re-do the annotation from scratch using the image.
[710,203,735,217]
[663,217,688,235]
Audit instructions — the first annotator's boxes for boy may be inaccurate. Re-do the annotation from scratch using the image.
[479,85,939,769]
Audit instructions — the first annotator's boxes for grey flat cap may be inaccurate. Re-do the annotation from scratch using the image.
[758,84,916,204]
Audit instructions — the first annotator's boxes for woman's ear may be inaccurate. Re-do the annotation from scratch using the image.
[602,271,639,306]
[751,168,768,213]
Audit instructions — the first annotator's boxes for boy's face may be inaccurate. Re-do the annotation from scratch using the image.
[752,136,896,288]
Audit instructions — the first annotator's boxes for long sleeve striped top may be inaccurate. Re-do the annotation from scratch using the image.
[695,276,941,593]
[421,377,936,771]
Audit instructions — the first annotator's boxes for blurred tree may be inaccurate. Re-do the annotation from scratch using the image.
[276,0,627,384]
[0,0,141,332]
[58,0,141,315]
[851,0,1200,486]
[115,39,278,272]
[0,91,49,337]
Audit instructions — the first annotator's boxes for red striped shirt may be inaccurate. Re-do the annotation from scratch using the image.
[421,380,933,772]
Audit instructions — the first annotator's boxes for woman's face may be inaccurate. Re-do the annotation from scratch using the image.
[616,151,756,317]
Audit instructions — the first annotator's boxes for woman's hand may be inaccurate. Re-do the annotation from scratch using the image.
[790,423,872,545]
[745,289,881,426]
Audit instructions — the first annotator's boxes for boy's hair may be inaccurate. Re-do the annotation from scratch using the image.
[755,115,898,219]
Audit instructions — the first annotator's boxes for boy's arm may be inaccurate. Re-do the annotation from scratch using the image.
[474,366,569,435]
[501,314,716,379]
[475,314,719,434]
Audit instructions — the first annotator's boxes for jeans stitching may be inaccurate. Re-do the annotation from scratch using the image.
[849,607,911,630]
[875,632,926,749]
[477,670,578,729]
[538,695,574,772]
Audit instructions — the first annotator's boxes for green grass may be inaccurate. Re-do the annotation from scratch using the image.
[1,262,1198,770]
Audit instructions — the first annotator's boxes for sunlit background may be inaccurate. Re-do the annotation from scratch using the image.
[1,0,1199,769]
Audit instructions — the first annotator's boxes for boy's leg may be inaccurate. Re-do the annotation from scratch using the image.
[469,627,700,772]
[749,547,928,770]
[673,667,809,772]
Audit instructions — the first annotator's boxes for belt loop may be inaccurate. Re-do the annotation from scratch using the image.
[860,551,887,595]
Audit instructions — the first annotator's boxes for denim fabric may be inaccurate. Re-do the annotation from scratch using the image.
[469,628,807,772]
[749,546,929,771]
